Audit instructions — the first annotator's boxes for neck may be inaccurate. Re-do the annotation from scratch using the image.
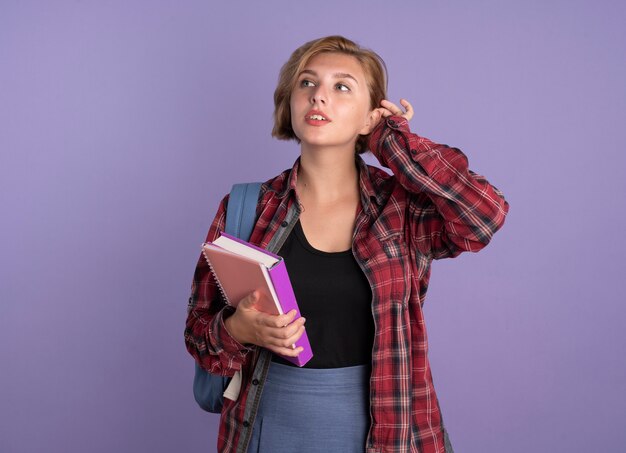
[297,144,359,203]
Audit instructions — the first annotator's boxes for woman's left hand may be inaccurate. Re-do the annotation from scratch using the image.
[373,99,414,124]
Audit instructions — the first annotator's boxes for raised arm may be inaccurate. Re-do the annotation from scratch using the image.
[368,100,509,259]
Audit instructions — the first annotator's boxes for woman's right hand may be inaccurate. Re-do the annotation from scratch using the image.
[224,291,306,357]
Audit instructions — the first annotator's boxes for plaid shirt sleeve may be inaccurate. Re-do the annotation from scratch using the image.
[184,194,255,376]
[369,116,509,259]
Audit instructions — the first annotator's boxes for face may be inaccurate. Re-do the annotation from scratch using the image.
[289,52,375,152]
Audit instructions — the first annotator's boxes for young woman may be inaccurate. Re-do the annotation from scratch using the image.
[185,36,509,453]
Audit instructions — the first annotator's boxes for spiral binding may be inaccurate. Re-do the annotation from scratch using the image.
[201,244,232,306]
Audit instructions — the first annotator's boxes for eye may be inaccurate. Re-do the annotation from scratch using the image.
[336,83,350,92]
[300,79,315,88]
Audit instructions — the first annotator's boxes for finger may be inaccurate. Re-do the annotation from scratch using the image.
[265,332,304,349]
[376,107,395,118]
[382,99,413,119]
[265,326,306,355]
[273,309,299,327]
[288,324,306,343]
[261,317,305,343]
[400,99,414,121]
[253,309,297,330]
[380,99,402,115]
[267,344,305,357]
[276,318,306,340]
[277,316,306,337]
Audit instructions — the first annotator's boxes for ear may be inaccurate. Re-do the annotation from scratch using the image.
[359,109,381,135]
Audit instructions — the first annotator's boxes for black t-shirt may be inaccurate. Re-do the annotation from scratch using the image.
[272,219,374,368]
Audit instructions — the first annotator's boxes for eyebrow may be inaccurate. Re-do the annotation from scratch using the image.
[299,69,359,85]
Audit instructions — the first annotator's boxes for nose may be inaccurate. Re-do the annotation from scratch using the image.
[310,85,327,105]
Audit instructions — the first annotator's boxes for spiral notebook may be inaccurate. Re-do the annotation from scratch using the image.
[201,233,313,367]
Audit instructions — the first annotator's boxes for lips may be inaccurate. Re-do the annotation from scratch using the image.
[304,109,331,125]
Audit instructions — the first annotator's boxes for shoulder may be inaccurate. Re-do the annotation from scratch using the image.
[217,167,292,213]
[363,162,404,206]
[256,163,297,208]
[260,167,292,198]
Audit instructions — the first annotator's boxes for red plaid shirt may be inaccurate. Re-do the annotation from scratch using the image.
[185,116,509,453]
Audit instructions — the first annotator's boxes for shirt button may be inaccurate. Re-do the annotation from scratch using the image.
[281,221,288,227]
[410,149,417,156]
[387,119,397,127]
[252,379,259,385]
[243,420,250,428]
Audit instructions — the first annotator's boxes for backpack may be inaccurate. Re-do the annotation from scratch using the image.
[192,182,262,413]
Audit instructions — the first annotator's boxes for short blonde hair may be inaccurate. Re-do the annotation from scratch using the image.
[272,35,387,154]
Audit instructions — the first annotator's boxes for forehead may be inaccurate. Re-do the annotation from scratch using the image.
[301,52,368,82]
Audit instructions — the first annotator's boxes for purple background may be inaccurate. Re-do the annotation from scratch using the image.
[1,1,624,452]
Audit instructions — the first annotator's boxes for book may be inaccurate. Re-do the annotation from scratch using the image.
[201,232,313,367]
